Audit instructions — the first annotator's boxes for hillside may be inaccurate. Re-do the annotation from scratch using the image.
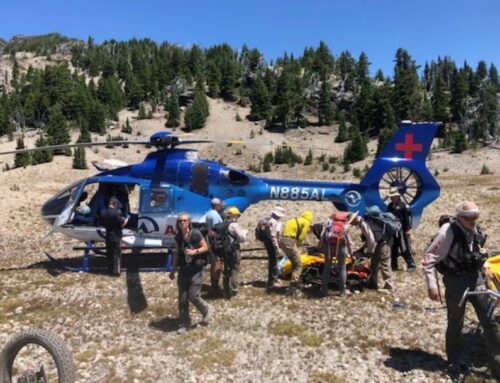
[0,96,499,382]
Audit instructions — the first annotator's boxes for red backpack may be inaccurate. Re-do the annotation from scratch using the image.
[324,212,350,244]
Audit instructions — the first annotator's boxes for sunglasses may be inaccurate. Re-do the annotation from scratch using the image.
[178,218,189,222]
[461,215,479,222]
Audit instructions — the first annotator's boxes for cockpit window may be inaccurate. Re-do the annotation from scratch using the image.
[41,180,85,220]
[141,186,173,214]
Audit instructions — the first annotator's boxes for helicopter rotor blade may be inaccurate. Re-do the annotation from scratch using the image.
[0,140,153,156]
[207,139,334,152]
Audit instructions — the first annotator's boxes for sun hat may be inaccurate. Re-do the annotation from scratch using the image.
[388,187,401,198]
[211,198,222,205]
[271,207,286,218]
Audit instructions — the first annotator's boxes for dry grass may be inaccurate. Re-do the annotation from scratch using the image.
[174,333,237,372]
[308,371,348,383]
[269,320,323,347]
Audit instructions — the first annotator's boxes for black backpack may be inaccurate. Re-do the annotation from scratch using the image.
[211,221,237,255]
[364,209,402,243]
[255,216,271,242]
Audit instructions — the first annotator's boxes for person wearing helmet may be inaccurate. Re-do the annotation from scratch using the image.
[222,206,248,299]
[279,210,314,294]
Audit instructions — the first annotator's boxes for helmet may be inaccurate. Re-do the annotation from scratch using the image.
[301,210,313,223]
[226,206,241,216]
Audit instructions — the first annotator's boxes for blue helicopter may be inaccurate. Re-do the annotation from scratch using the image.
[1,121,440,253]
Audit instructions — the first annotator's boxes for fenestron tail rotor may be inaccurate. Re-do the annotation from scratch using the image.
[379,166,422,205]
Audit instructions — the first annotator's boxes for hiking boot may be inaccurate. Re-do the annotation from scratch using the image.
[339,289,351,297]
[365,279,378,290]
[200,305,213,326]
[381,282,393,291]
[446,362,468,375]
[406,264,416,272]
[272,279,283,287]
[176,319,191,332]
[286,286,302,297]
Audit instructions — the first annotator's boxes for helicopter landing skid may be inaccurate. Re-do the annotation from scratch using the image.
[44,242,174,273]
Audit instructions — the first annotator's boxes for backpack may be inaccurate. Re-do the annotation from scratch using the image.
[255,216,271,242]
[211,221,237,256]
[364,209,402,243]
[432,216,487,274]
[323,212,351,244]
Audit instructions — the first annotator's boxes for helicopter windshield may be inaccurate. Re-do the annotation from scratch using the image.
[41,179,86,224]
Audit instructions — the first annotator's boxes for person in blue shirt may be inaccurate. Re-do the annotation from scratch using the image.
[205,198,224,294]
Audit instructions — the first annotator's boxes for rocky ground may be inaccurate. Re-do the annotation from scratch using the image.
[0,98,499,382]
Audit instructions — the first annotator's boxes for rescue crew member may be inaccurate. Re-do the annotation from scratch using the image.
[423,201,500,377]
[205,198,224,294]
[169,213,212,328]
[387,187,416,271]
[364,206,393,291]
[279,211,313,294]
[318,212,374,296]
[100,196,128,276]
[223,207,247,299]
[263,207,286,290]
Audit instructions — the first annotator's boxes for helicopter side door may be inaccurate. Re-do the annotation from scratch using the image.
[134,185,177,247]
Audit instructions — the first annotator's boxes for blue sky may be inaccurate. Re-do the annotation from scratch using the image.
[1,0,499,76]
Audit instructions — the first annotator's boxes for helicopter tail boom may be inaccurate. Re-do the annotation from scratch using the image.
[252,122,440,229]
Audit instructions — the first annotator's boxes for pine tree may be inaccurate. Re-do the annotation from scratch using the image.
[220,56,238,101]
[249,77,272,121]
[336,51,356,93]
[343,127,367,164]
[124,74,143,109]
[450,69,468,123]
[431,75,448,122]
[14,137,31,168]
[392,48,420,121]
[304,149,313,165]
[184,90,208,131]
[376,128,394,156]
[318,76,334,126]
[87,101,106,134]
[73,147,87,169]
[165,96,181,128]
[121,118,132,134]
[262,152,273,172]
[77,125,91,143]
[453,130,468,153]
[335,112,349,143]
[371,83,396,136]
[46,106,70,147]
[31,135,53,165]
[488,64,499,90]
[11,59,19,88]
[138,103,147,119]
[97,75,125,120]
[206,63,221,98]
[273,70,293,128]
